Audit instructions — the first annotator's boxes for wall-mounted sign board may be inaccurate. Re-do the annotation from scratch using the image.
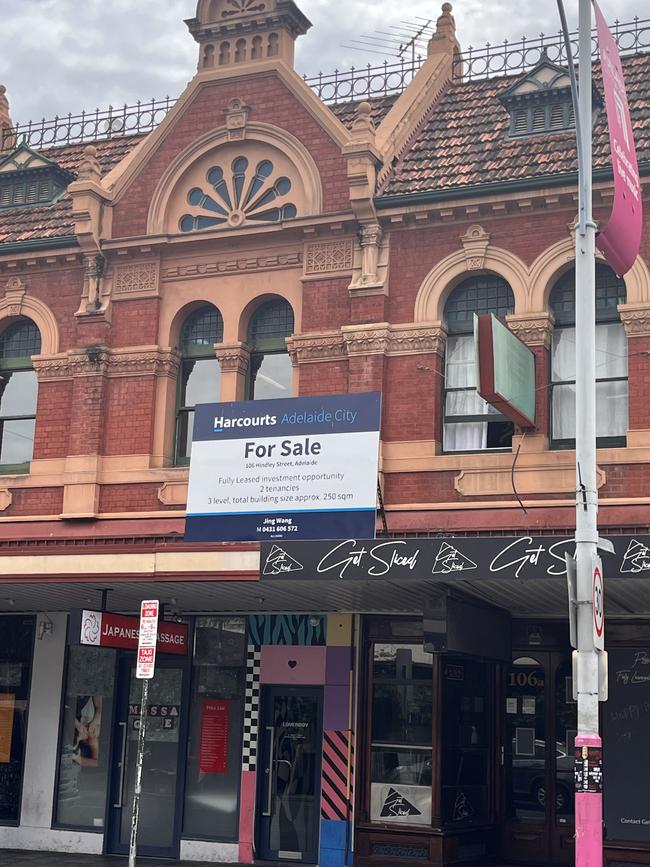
[475,314,536,429]
[185,393,381,542]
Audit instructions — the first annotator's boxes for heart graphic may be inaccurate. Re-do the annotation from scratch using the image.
[288,660,297,669]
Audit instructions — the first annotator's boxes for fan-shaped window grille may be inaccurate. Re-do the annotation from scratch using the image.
[0,318,41,468]
[550,264,628,446]
[247,298,294,400]
[176,305,224,463]
[179,156,298,233]
[443,275,515,452]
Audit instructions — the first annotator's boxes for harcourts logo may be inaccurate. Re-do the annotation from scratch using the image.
[214,413,277,433]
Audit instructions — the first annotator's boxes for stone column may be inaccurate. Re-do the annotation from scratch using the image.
[506,312,555,452]
[619,303,650,447]
[215,342,251,402]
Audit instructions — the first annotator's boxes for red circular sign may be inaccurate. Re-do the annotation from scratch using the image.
[593,567,604,638]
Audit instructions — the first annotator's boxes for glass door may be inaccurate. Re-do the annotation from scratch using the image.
[502,652,576,866]
[257,686,323,863]
[107,656,188,858]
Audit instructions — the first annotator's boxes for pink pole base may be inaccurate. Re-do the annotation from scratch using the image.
[575,735,603,867]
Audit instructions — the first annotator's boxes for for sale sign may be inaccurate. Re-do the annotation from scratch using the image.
[136,600,159,680]
[185,393,381,542]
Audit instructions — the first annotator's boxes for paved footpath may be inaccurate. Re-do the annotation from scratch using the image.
[2,853,523,867]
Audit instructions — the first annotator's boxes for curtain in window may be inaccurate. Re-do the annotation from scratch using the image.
[443,335,489,452]
[552,324,628,440]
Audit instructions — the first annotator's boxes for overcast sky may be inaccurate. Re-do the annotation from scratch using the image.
[0,0,642,125]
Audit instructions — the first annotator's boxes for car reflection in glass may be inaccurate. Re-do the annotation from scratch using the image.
[512,740,574,814]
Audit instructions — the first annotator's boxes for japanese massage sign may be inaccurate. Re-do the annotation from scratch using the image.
[185,393,381,542]
[74,609,188,655]
[593,0,642,276]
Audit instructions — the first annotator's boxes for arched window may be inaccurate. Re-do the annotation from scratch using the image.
[175,305,223,463]
[0,318,41,468]
[443,274,515,452]
[247,299,294,400]
[550,264,627,446]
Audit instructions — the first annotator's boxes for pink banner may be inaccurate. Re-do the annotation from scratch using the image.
[593,0,642,276]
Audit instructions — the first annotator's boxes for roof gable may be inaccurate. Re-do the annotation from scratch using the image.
[0,143,65,174]
[499,55,572,101]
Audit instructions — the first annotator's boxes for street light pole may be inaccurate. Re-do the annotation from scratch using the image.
[574,0,603,864]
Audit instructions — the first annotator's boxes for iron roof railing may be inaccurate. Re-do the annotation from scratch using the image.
[1,16,648,151]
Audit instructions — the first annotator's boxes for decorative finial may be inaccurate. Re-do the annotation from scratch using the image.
[78,144,102,182]
[351,101,376,141]
[0,84,14,152]
[436,3,455,38]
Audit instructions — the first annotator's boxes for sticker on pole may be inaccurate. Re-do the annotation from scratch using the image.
[136,599,159,679]
[592,558,605,651]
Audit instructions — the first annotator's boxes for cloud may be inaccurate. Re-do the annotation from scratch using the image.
[0,0,643,125]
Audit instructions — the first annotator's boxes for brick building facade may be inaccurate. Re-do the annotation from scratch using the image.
[0,1,649,865]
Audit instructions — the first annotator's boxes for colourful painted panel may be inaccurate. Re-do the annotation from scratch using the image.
[248,614,327,646]
[242,646,261,771]
[321,729,353,822]
[327,614,353,646]
[260,645,327,685]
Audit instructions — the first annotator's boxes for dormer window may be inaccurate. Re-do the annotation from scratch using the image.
[499,55,588,139]
[0,144,74,210]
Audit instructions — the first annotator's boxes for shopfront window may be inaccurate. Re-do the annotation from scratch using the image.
[0,616,34,824]
[54,646,116,829]
[183,617,246,840]
[370,643,433,826]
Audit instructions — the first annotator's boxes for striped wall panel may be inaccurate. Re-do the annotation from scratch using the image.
[321,729,353,821]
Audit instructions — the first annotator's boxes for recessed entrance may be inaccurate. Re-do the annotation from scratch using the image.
[106,655,189,859]
[502,652,576,866]
[256,685,323,863]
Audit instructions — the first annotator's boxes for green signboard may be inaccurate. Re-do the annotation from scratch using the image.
[475,314,536,429]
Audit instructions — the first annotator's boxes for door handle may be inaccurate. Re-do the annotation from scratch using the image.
[113,721,128,809]
[262,726,275,817]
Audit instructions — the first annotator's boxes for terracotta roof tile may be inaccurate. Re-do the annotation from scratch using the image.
[380,51,650,197]
[0,134,146,247]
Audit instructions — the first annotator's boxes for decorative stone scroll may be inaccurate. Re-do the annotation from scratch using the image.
[387,323,448,357]
[303,240,354,277]
[215,342,251,375]
[460,225,491,271]
[33,347,180,381]
[163,251,301,281]
[286,332,346,365]
[113,261,160,298]
[506,312,555,349]
[287,323,448,365]
[619,303,650,338]
[342,323,391,357]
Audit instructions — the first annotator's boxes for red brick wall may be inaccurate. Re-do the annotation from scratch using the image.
[109,299,161,348]
[382,354,439,442]
[626,335,650,431]
[298,362,349,396]
[67,375,107,456]
[99,483,174,513]
[301,279,351,332]
[112,75,350,238]
[33,380,73,460]
[103,376,157,456]
[6,488,64,516]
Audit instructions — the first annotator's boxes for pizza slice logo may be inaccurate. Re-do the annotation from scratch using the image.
[432,543,478,575]
[380,788,422,818]
[263,545,304,576]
